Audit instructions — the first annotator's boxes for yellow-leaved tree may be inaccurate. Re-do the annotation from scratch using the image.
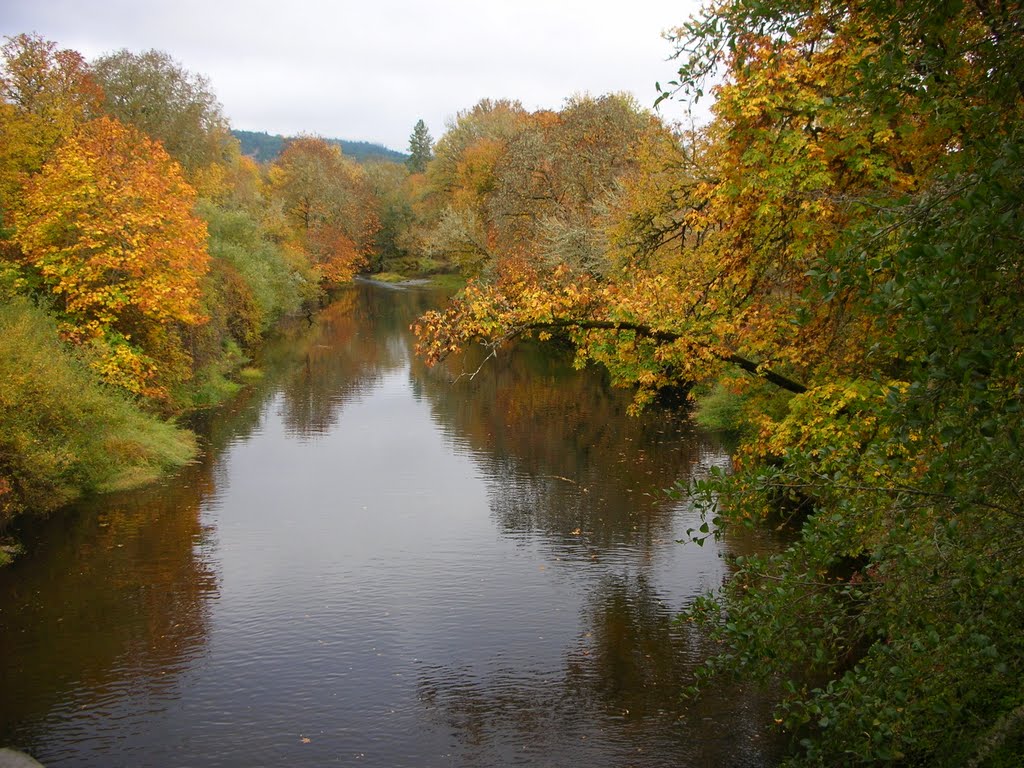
[14,116,209,399]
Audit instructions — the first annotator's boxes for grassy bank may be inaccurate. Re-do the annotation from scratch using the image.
[0,298,197,537]
[366,271,466,291]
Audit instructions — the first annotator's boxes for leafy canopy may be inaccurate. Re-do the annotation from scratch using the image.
[14,116,209,398]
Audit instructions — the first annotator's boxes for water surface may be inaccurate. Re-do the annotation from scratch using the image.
[0,282,779,766]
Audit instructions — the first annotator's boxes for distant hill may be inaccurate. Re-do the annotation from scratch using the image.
[232,129,408,164]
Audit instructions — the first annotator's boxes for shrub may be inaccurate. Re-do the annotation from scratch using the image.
[0,298,195,526]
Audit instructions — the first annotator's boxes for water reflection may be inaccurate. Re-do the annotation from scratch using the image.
[0,282,779,767]
[273,284,449,439]
[417,570,776,767]
[0,461,218,758]
[410,296,780,765]
[420,340,723,556]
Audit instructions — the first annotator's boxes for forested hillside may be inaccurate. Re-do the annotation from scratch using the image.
[232,129,407,164]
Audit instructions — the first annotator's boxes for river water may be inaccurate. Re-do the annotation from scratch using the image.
[0,282,779,767]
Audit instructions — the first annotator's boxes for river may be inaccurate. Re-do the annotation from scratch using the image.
[0,281,779,767]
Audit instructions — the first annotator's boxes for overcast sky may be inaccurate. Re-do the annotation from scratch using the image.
[1,0,706,151]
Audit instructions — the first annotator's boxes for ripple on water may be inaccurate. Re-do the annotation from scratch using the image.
[0,284,780,767]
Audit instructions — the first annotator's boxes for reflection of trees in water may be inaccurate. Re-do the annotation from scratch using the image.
[566,572,689,715]
[409,295,781,765]
[0,459,218,751]
[0,283,451,756]
[418,338,727,557]
[278,289,382,437]
[188,283,444,447]
[417,569,780,767]
[277,283,450,439]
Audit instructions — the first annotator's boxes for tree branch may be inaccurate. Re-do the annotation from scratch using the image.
[521,319,808,394]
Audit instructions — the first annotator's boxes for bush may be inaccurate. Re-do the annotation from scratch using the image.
[198,198,316,333]
[0,298,196,526]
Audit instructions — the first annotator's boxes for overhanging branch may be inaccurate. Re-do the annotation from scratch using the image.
[523,319,808,394]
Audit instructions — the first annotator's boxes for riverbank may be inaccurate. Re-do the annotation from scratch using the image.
[0,298,198,547]
[0,274,464,564]
[0,748,44,768]
[361,271,466,292]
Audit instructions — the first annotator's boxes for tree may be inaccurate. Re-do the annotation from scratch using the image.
[269,136,379,284]
[411,95,663,280]
[488,93,657,275]
[91,48,232,175]
[406,118,433,174]
[0,33,101,256]
[0,33,100,157]
[14,116,209,398]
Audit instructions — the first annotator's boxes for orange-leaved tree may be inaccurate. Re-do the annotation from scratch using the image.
[14,116,209,399]
[1,33,102,278]
[269,136,379,285]
[0,33,101,183]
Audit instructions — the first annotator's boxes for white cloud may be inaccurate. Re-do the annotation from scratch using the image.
[1,0,704,150]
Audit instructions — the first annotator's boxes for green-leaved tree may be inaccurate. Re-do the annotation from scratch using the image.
[406,118,433,174]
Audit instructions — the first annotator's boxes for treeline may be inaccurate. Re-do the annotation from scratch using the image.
[367,93,666,280]
[232,129,407,164]
[0,35,393,525]
[404,2,1024,766]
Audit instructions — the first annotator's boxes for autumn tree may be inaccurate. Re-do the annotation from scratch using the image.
[0,33,102,275]
[14,116,209,399]
[0,33,100,169]
[269,136,379,284]
[427,99,529,197]
[489,93,657,274]
[417,95,662,279]
[406,118,433,174]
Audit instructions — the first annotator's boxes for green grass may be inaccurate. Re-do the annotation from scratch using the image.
[427,273,467,291]
[692,381,745,433]
[370,271,408,283]
[0,298,197,526]
[237,366,264,382]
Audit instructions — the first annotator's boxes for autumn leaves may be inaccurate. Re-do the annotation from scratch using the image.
[14,117,209,397]
[0,34,385,404]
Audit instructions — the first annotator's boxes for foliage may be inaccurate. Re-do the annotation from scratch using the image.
[409,94,666,281]
[197,197,315,339]
[13,116,209,399]
[363,160,419,273]
[0,33,101,178]
[91,48,232,174]
[406,118,434,174]
[269,135,380,285]
[0,298,195,525]
[0,33,101,258]
[664,1,1024,762]
[690,380,746,433]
